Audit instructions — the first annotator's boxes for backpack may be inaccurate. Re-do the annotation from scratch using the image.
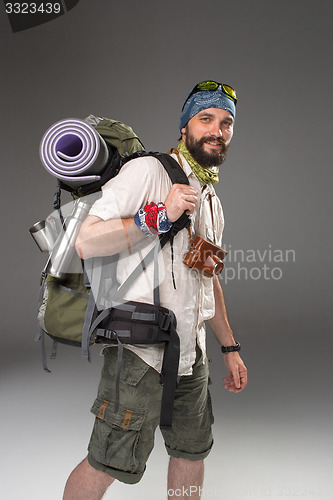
[33,116,190,428]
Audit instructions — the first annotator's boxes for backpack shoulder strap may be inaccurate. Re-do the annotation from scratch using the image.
[146,151,189,186]
[127,150,189,185]
[152,152,191,236]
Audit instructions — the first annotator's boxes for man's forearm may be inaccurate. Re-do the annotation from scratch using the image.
[75,184,199,260]
[208,275,236,346]
[209,276,248,393]
[75,215,146,259]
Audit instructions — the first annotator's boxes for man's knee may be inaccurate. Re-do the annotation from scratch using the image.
[63,457,115,500]
[84,456,115,486]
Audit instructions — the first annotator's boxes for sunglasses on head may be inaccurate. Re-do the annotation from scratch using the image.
[182,80,237,111]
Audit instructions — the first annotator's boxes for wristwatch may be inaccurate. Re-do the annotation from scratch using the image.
[221,341,241,354]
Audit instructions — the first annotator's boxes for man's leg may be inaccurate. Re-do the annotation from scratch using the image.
[162,346,213,500]
[167,457,204,499]
[62,456,115,500]
[63,348,162,498]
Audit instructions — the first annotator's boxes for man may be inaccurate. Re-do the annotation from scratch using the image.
[63,80,248,500]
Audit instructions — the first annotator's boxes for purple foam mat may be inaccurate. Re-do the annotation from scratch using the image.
[39,118,109,188]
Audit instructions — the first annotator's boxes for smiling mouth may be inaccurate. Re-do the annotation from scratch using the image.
[205,140,222,147]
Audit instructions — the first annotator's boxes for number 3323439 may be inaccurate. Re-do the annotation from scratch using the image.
[5,3,62,14]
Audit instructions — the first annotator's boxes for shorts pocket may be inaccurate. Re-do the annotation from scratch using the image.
[88,398,146,473]
[101,347,151,387]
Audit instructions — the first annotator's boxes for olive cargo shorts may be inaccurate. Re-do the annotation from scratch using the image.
[87,345,214,484]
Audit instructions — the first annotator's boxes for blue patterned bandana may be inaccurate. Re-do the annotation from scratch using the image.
[179,88,236,130]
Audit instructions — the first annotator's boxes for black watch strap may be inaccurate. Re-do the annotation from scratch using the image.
[221,341,241,354]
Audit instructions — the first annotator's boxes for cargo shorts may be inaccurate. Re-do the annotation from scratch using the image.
[87,345,214,484]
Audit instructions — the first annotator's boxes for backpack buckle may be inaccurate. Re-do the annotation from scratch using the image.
[96,329,117,340]
[159,311,172,331]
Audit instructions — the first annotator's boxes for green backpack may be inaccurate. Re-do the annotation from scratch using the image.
[34,116,190,374]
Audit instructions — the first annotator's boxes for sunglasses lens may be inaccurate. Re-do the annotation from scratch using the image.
[223,84,237,101]
[196,81,219,92]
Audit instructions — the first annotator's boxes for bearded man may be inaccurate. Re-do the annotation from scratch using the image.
[63,80,248,500]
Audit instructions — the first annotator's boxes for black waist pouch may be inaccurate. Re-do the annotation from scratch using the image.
[90,300,180,430]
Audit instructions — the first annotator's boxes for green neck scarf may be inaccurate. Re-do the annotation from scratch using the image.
[176,140,219,185]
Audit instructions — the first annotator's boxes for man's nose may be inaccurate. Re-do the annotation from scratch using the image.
[210,123,223,137]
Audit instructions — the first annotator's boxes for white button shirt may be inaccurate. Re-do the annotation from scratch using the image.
[89,153,224,376]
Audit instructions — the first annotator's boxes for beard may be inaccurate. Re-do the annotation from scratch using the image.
[185,128,229,167]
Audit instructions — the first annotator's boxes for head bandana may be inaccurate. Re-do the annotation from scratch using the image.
[179,88,236,130]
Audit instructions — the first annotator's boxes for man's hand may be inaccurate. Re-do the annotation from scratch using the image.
[164,184,198,222]
[223,352,248,393]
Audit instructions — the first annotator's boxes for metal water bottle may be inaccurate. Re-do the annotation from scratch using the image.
[48,199,92,278]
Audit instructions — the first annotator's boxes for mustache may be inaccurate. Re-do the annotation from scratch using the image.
[204,135,224,143]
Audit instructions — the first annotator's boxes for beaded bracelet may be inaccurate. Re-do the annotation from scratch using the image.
[134,202,173,237]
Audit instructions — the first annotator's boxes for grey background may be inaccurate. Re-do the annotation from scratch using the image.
[1,1,332,499]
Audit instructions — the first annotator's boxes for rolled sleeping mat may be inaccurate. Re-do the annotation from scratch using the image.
[40,118,109,189]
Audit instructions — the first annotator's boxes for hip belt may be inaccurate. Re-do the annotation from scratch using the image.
[89,300,180,430]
